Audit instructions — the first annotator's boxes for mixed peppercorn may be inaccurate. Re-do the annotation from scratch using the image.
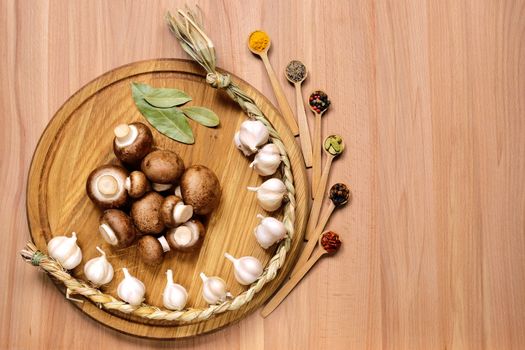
[329,183,350,206]
[309,90,331,113]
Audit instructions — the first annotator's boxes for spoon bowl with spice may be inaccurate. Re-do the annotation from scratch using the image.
[308,90,331,196]
[285,60,313,168]
[248,30,299,136]
[261,231,342,317]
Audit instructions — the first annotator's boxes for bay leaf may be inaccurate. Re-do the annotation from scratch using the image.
[132,82,192,108]
[132,84,194,144]
[181,106,220,127]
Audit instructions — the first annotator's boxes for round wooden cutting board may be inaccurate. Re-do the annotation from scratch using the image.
[26,59,308,339]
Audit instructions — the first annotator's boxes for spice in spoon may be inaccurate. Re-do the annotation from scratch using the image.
[321,231,342,253]
[285,60,307,83]
[324,134,345,156]
[309,90,331,113]
[329,183,351,207]
[249,30,270,52]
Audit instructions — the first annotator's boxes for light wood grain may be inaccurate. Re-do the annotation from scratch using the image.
[1,0,524,349]
[26,59,308,338]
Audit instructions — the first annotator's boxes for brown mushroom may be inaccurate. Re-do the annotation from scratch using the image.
[137,235,168,266]
[130,192,165,234]
[160,195,193,228]
[165,219,205,251]
[125,171,150,198]
[99,209,137,248]
[180,165,221,215]
[86,165,129,209]
[113,122,153,165]
[141,150,185,191]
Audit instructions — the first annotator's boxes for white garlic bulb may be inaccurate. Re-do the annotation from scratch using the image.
[224,253,263,285]
[247,178,287,211]
[200,272,230,304]
[234,120,269,156]
[254,214,287,249]
[47,232,83,270]
[250,143,281,176]
[83,246,114,286]
[163,269,188,311]
[117,268,145,306]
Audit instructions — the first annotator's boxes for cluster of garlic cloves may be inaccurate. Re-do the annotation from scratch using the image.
[247,178,287,212]
[163,269,188,310]
[224,253,263,285]
[117,268,146,306]
[200,272,231,304]
[254,214,287,249]
[47,232,83,270]
[250,143,281,176]
[83,246,114,286]
[234,120,269,156]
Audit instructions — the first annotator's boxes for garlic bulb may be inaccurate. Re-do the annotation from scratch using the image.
[234,120,269,156]
[83,246,114,286]
[254,214,287,249]
[117,268,145,306]
[200,272,230,304]
[224,253,263,285]
[163,269,188,310]
[47,232,83,270]
[247,178,287,211]
[250,143,281,176]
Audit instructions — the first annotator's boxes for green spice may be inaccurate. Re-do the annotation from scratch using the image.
[131,82,219,144]
[285,60,307,83]
[324,135,345,156]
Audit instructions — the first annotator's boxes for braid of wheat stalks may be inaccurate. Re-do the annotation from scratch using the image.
[19,8,296,322]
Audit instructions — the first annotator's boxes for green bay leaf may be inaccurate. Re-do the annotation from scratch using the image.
[132,84,194,144]
[132,82,192,108]
[181,106,220,127]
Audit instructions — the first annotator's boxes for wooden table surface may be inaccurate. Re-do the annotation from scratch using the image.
[1,0,524,349]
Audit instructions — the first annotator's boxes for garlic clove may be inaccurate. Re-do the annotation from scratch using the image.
[238,120,269,152]
[249,144,281,176]
[225,253,263,285]
[247,178,286,212]
[200,272,229,304]
[234,131,255,156]
[163,269,188,310]
[47,232,83,270]
[117,268,145,306]
[254,214,287,249]
[83,246,114,286]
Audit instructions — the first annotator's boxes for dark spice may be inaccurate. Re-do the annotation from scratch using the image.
[309,90,331,113]
[329,183,350,206]
[285,60,307,83]
[321,231,341,253]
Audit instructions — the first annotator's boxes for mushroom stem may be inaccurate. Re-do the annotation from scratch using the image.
[173,226,193,246]
[114,124,138,146]
[152,183,173,192]
[114,124,131,138]
[158,236,171,253]
[173,202,193,224]
[97,175,119,196]
[99,224,118,246]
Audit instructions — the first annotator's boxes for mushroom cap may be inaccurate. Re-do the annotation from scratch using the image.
[130,192,165,234]
[99,209,137,248]
[165,219,205,251]
[86,165,129,209]
[160,195,182,228]
[141,150,185,185]
[127,171,150,198]
[137,235,164,266]
[113,122,153,165]
[180,165,221,215]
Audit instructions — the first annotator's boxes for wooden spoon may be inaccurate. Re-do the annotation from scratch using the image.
[308,90,331,196]
[261,231,342,318]
[248,31,299,136]
[285,60,313,168]
[305,183,350,241]
[312,135,345,200]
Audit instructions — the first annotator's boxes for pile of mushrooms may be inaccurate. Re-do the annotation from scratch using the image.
[86,122,221,266]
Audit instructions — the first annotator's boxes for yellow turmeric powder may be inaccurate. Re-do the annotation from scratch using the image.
[249,30,270,52]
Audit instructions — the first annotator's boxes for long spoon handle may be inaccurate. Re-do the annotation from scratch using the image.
[294,83,313,167]
[312,113,322,196]
[261,249,326,318]
[314,202,337,237]
[313,154,334,201]
[291,226,326,276]
[260,52,299,135]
